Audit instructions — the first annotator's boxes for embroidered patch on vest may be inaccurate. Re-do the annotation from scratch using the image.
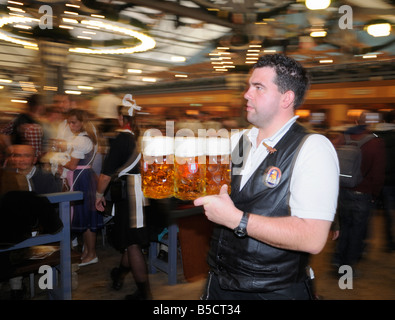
[263,166,282,188]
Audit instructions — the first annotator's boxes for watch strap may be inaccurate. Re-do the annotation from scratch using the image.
[234,211,249,237]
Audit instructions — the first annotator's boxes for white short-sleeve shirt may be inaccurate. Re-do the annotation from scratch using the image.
[231,117,339,222]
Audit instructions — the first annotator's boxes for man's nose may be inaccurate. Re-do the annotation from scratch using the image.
[244,89,251,100]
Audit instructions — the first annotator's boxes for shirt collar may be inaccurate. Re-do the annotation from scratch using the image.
[25,166,36,180]
[247,116,299,148]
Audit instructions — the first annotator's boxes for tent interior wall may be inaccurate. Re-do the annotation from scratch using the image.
[122,78,395,130]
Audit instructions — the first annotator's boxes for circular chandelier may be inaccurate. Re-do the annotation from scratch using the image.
[0,12,156,55]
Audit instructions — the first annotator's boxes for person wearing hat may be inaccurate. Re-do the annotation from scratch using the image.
[95,96,151,300]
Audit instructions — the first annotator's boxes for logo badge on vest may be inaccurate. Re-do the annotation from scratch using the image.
[263,166,282,188]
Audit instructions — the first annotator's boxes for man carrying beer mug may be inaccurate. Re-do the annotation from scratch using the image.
[194,54,339,300]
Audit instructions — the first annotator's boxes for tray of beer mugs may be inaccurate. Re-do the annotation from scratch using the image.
[141,136,231,200]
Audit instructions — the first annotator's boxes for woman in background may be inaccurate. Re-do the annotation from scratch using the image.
[95,102,151,300]
[62,108,102,266]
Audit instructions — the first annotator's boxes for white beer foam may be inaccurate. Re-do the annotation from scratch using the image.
[175,137,206,157]
[206,137,230,156]
[143,136,174,156]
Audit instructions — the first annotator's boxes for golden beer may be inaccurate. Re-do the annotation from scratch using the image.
[174,137,206,200]
[206,137,231,195]
[141,136,175,199]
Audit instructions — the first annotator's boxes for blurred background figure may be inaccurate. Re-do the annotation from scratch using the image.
[54,94,76,142]
[373,110,395,252]
[93,87,122,135]
[201,111,223,132]
[57,109,102,267]
[8,144,61,194]
[0,94,45,161]
[95,102,151,300]
[41,105,63,156]
[333,112,386,274]
[3,144,62,299]
[174,111,204,137]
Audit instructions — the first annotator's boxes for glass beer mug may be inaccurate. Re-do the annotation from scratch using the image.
[174,137,206,201]
[141,136,175,199]
[206,137,231,195]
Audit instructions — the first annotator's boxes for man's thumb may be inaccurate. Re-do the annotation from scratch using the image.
[219,184,228,195]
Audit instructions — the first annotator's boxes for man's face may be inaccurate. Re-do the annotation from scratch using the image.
[243,67,284,128]
[54,94,71,114]
[9,145,36,173]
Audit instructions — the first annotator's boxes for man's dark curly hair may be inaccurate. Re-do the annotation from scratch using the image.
[252,54,310,109]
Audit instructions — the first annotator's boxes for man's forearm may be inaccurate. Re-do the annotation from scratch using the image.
[97,173,111,195]
[246,214,331,255]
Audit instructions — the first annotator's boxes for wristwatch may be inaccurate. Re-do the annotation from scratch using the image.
[233,212,250,238]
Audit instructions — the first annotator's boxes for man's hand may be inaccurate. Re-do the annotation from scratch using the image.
[95,196,106,212]
[194,184,242,230]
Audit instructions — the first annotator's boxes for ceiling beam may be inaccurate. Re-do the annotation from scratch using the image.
[123,0,236,29]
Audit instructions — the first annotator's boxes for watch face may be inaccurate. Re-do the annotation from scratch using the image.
[234,227,246,238]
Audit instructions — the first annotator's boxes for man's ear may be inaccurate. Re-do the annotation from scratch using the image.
[281,90,295,110]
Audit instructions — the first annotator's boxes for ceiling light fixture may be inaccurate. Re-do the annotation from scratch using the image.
[78,85,94,90]
[65,90,81,95]
[59,25,74,30]
[128,69,142,73]
[69,19,156,54]
[64,11,78,16]
[305,0,331,10]
[14,24,31,30]
[0,16,38,48]
[142,77,156,82]
[66,4,80,8]
[171,56,186,62]
[366,22,391,37]
[43,86,58,91]
[7,6,25,13]
[62,18,79,24]
[0,15,155,55]
[310,30,327,37]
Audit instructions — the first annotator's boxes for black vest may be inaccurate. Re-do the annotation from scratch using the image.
[207,122,311,292]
